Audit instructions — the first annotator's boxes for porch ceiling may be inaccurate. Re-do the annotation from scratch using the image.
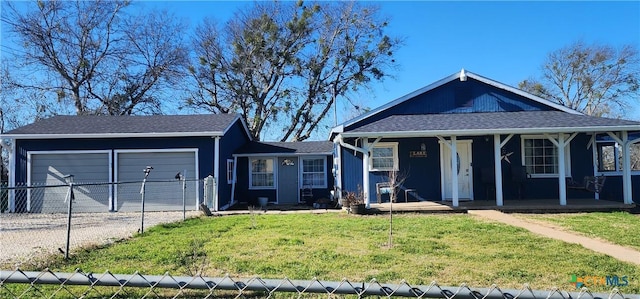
[342,111,640,138]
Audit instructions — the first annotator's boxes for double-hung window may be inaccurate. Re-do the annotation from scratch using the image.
[301,157,327,188]
[369,142,399,171]
[521,135,571,177]
[596,141,640,173]
[249,158,274,189]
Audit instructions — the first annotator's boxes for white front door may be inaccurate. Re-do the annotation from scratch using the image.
[440,140,473,200]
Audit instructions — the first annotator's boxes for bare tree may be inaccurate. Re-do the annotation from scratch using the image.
[384,170,408,249]
[187,1,400,141]
[519,41,640,117]
[87,10,189,115]
[2,1,188,116]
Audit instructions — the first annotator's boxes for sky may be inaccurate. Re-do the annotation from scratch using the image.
[137,0,640,122]
[1,1,639,138]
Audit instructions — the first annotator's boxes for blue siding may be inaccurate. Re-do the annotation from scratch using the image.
[598,176,640,203]
[218,120,252,209]
[346,78,555,131]
[234,154,334,206]
[15,137,216,184]
[340,147,363,195]
[234,157,276,205]
[367,138,442,202]
[13,136,218,213]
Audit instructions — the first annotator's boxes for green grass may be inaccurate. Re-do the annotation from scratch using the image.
[6,213,640,297]
[522,212,640,251]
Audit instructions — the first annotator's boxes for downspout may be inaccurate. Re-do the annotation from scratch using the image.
[0,138,14,212]
[213,136,220,211]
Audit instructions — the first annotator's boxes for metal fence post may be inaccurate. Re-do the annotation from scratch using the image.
[176,170,186,221]
[63,175,75,260]
[140,166,153,234]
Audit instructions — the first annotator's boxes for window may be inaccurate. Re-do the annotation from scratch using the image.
[521,136,571,177]
[301,157,326,188]
[370,142,398,171]
[249,158,274,189]
[597,142,617,172]
[596,142,640,172]
[226,159,234,184]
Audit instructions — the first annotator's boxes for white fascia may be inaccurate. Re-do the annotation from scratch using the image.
[2,132,225,139]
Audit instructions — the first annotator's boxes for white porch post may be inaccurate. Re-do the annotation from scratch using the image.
[493,134,504,206]
[362,138,370,208]
[621,131,632,204]
[557,134,567,206]
[451,136,459,207]
[213,136,220,211]
[546,133,576,206]
[590,134,600,200]
[333,139,342,202]
[606,131,634,204]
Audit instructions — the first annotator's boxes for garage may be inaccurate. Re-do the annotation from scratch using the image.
[28,151,111,213]
[114,150,199,212]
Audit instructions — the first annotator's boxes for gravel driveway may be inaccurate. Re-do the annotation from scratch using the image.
[0,211,201,268]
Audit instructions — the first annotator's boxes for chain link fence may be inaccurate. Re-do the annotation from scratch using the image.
[1,269,638,299]
[0,179,209,267]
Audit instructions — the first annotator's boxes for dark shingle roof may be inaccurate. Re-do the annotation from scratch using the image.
[348,111,640,134]
[235,141,333,155]
[3,114,241,136]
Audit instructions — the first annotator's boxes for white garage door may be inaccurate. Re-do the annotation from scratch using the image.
[115,150,198,212]
[29,151,111,213]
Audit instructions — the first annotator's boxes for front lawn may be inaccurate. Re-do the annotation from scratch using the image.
[15,213,640,295]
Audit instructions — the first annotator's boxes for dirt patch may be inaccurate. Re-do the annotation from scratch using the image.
[0,211,201,268]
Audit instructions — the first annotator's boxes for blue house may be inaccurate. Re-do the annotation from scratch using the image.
[231,141,334,206]
[331,70,640,208]
[0,114,251,212]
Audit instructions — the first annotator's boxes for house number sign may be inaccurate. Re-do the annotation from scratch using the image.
[409,151,427,158]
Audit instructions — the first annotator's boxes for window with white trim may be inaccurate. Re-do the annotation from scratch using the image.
[596,141,640,172]
[369,142,398,171]
[226,159,234,184]
[249,158,274,189]
[301,157,326,188]
[521,136,571,177]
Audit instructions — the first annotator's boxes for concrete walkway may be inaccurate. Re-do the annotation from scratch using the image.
[468,210,640,265]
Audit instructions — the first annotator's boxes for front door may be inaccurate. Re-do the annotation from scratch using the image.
[278,157,299,204]
[441,141,473,200]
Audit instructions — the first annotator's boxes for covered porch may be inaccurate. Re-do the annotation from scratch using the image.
[369,198,637,213]
[334,112,640,209]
